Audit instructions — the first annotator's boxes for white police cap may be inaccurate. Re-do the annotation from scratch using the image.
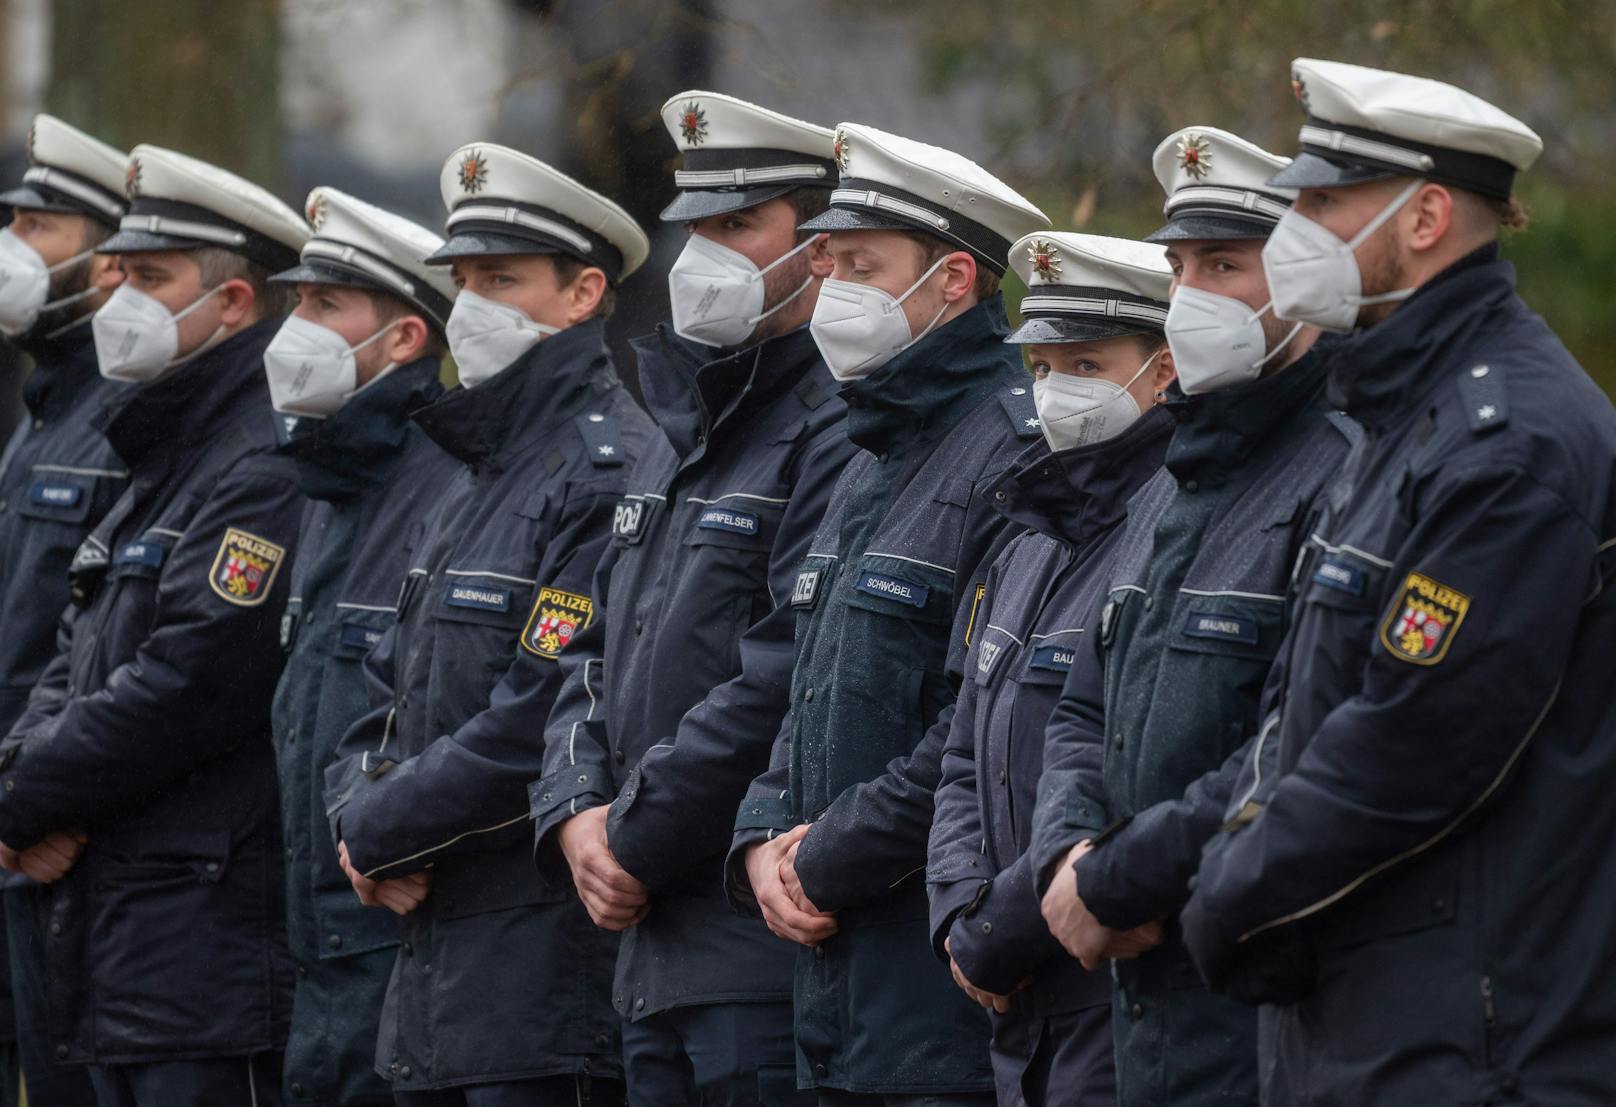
[1272,58,1543,200]
[1007,232,1172,345]
[428,143,650,284]
[271,188,457,332]
[0,114,127,226]
[99,145,309,272]
[1145,126,1296,243]
[799,122,1050,275]
[659,91,836,222]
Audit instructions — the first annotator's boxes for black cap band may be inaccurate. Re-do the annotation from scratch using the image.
[274,237,453,331]
[108,197,300,271]
[673,146,836,191]
[1296,117,1517,200]
[16,166,125,224]
[1017,284,1169,330]
[441,198,625,283]
[814,176,1012,274]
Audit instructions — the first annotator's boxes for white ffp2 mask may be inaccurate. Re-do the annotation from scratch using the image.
[668,233,818,348]
[0,229,98,337]
[445,290,560,388]
[1164,286,1302,396]
[264,313,402,418]
[93,283,227,383]
[810,255,951,382]
[1033,348,1160,451]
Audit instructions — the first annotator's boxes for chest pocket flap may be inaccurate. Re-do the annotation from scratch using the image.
[15,473,96,524]
[1303,544,1391,613]
[1171,593,1286,660]
[106,531,176,582]
[843,553,956,627]
[682,493,786,553]
[436,572,533,631]
[1019,632,1084,688]
[332,605,395,659]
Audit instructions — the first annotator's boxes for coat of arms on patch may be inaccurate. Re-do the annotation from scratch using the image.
[459,150,488,194]
[1177,132,1213,180]
[1026,238,1062,282]
[1379,570,1471,665]
[679,101,708,147]
[521,586,595,659]
[208,527,287,607]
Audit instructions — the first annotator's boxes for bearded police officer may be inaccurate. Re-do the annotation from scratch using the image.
[0,113,128,1107]
[0,143,309,1106]
[1028,127,1357,1107]
[266,187,461,1107]
[532,92,851,1106]
[1182,60,1616,1105]
[725,123,1051,1106]
[323,144,654,1105]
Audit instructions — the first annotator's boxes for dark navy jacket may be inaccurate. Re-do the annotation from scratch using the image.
[0,318,303,1064]
[0,322,127,731]
[928,411,1171,1042]
[1028,342,1356,1107]
[271,359,455,1106]
[323,321,653,1091]
[725,298,1045,1095]
[1183,248,1616,1106]
[531,325,853,1020]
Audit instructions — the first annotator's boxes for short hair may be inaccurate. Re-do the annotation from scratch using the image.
[192,246,293,319]
[547,253,616,320]
[787,186,832,241]
[362,288,447,360]
[78,217,114,253]
[900,229,1001,301]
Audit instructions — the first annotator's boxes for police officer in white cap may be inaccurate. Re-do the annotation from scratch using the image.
[0,143,309,1106]
[324,144,654,1106]
[726,123,1050,1105]
[535,91,852,1106]
[1183,59,1616,1106]
[1030,125,1358,1107]
[0,113,127,1107]
[264,188,462,1107]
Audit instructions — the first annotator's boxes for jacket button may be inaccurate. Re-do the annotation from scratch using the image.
[814,945,825,960]
[286,848,293,860]
[814,1063,828,1079]
[54,1044,68,1060]
[1113,734,1124,750]
[327,934,342,949]
[49,922,61,936]
[614,749,625,764]
[1501,1075,1520,1095]
[998,768,1007,785]
[1131,1002,1144,1020]
[981,922,992,935]
[594,1030,612,1048]
[1143,595,1154,610]
[634,997,645,1012]
[402,943,413,958]
[204,861,219,874]
[296,964,306,977]
[291,1082,305,1097]
[803,688,813,702]
[1432,898,1447,914]
[635,618,644,635]
[389,1062,400,1075]
[304,611,315,623]
[400,1066,412,1080]
[1184,479,1200,493]
[878,452,889,463]
[3,781,11,792]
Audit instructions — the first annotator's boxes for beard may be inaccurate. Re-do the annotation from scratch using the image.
[748,242,813,345]
[26,255,97,341]
[1354,227,1409,329]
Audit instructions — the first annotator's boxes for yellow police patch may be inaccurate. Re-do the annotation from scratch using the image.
[208,527,286,607]
[1379,571,1471,666]
[963,582,987,647]
[521,587,595,659]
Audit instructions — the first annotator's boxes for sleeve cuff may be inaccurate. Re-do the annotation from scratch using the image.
[733,795,796,833]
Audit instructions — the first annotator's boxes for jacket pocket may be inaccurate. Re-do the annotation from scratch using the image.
[1311,846,1461,952]
[434,847,565,920]
[1168,593,1286,662]
[331,605,394,660]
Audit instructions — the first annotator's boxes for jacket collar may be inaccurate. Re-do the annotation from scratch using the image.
[95,316,281,472]
[632,324,824,460]
[413,319,619,470]
[1162,333,1336,489]
[1327,244,1510,429]
[841,296,1019,454]
[990,405,1174,548]
[19,316,107,422]
[280,358,445,502]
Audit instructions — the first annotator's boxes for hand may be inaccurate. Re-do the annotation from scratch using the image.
[779,832,831,918]
[1,829,87,884]
[744,824,837,947]
[558,805,649,930]
[944,936,1018,1013]
[338,840,433,916]
[1040,840,1163,970]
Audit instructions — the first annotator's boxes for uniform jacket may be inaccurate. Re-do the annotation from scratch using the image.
[1028,341,1357,1107]
[0,318,303,1064]
[1182,247,1616,1106]
[531,325,853,1021]
[271,358,455,1105]
[323,321,653,1091]
[725,298,1046,1095]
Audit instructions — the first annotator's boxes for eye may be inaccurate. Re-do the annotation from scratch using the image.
[490,274,513,286]
[1076,360,1102,374]
[722,217,746,231]
[1029,361,1051,380]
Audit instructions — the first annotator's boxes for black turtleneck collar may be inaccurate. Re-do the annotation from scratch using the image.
[841,296,1020,454]
[94,316,281,471]
[18,315,105,420]
[1326,243,1511,430]
[413,318,618,470]
[632,324,824,460]
[989,404,1174,549]
[279,357,444,502]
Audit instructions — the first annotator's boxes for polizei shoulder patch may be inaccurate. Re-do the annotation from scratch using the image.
[522,586,595,659]
[1379,571,1471,665]
[209,527,286,607]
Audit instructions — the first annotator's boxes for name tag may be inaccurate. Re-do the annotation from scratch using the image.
[977,639,1003,675]
[1312,556,1365,596]
[613,498,644,539]
[855,571,928,608]
[695,507,760,536]
[444,583,511,613]
[791,568,821,609]
[340,622,386,651]
[1183,611,1259,645]
[114,541,166,568]
[29,482,82,508]
[1030,644,1076,673]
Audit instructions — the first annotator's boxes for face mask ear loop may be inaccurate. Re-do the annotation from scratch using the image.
[43,245,98,277]
[1345,179,1425,251]
[1253,321,1306,372]
[1122,346,1163,393]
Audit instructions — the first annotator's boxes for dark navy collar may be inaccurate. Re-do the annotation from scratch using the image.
[18,317,106,422]
[280,357,444,502]
[413,318,619,469]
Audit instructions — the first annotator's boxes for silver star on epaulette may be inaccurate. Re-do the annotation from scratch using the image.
[1025,418,1041,428]
[597,445,616,456]
[1477,405,1497,421]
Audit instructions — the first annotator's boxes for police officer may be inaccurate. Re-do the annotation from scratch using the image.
[0,143,310,1106]
[1181,59,1616,1105]
[1027,127,1357,1107]
[0,114,127,1107]
[725,123,1051,1105]
[532,92,852,1105]
[265,187,461,1107]
[323,144,654,1105]
[926,233,1177,1106]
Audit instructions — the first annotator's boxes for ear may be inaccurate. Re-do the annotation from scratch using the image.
[95,255,126,293]
[1153,343,1177,396]
[385,315,431,364]
[564,266,608,324]
[939,250,977,304]
[805,233,834,278]
[216,278,256,327]
[1406,182,1453,254]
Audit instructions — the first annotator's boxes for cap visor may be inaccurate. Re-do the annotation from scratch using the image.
[797,205,912,234]
[0,185,79,214]
[423,231,562,265]
[269,259,387,290]
[1144,213,1277,243]
[659,184,797,223]
[97,228,204,255]
[1006,316,1158,345]
[1265,151,1401,191]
